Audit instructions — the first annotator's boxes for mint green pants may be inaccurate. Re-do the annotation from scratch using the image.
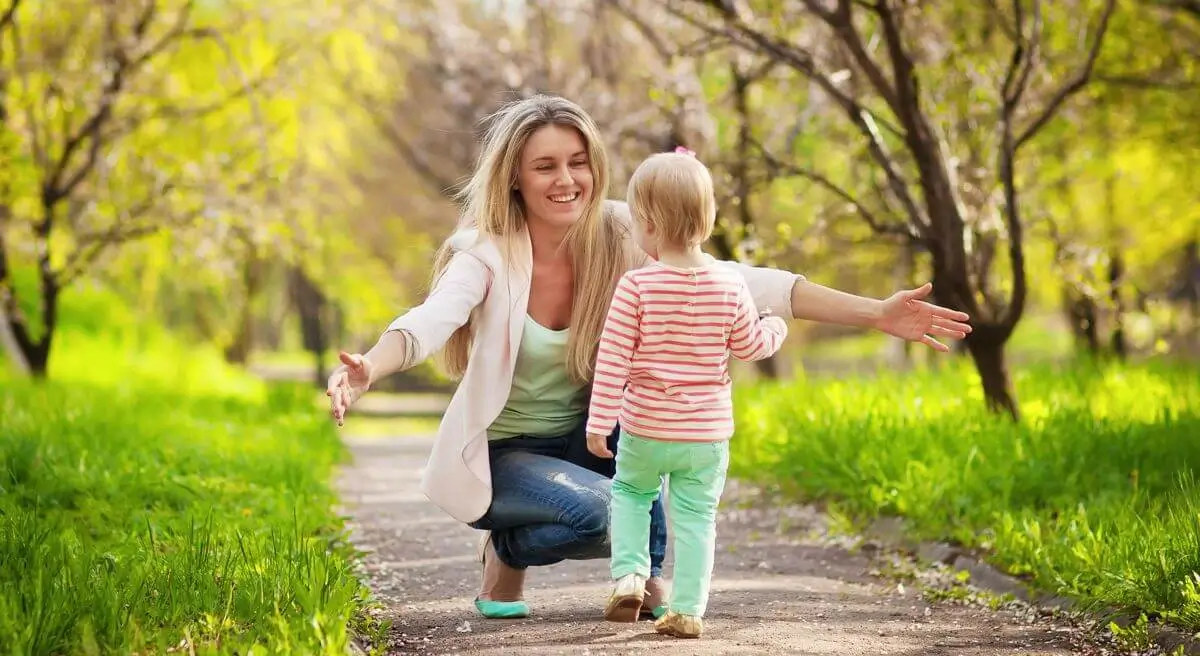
[609,430,730,617]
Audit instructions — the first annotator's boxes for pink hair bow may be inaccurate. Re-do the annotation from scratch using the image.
[674,146,696,157]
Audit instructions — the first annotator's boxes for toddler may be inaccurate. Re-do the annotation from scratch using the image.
[585,149,788,638]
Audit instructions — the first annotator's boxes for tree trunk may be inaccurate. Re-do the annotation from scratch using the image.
[708,231,735,261]
[22,200,60,378]
[964,328,1019,420]
[0,307,30,375]
[891,241,917,367]
[224,250,265,365]
[952,332,970,356]
[7,276,58,378]
[1050,135,1099,357]
[1108,249,1127,360]
[24,332,51,377]
[1063,288,1100,354]
[1100,103,1128,361]
[753,356,781,379]
[290,265,328,388]
[0,83,22,376]
[0,233,31,375]
[313,348,326,389]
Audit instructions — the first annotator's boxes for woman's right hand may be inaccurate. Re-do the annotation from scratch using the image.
[327,351,374,426]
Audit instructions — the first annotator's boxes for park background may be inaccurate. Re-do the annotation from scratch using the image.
[0,0,1197,654]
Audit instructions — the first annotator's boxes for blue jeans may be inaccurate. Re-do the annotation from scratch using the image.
[468,418,668,577]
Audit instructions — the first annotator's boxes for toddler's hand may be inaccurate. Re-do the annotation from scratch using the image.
[586,432,614,459]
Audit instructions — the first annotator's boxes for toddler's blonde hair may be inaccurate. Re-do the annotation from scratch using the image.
[626,152,716,249]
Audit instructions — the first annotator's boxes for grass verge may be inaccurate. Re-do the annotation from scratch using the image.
[0,341,380,654]
[731,358,1200,630]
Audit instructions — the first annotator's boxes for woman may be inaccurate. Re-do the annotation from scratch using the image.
[327,95,971,621]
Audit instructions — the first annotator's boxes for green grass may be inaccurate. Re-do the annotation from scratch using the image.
[0,316,378,654]
[732,357,1200,630]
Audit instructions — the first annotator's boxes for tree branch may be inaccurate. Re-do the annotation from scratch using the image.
[1015,0,1117,150]
[803,0,901,111]
[872,0,920,124]
[56,197,202,289]
[678,32,726,58]
[1155,0,1200,22]
[0,228,37,363]
[1010,0,1043,105]
[110,69,280,138]
[335,65,460,195]
[380,119,460,195]
[604,0,675,60]
[1001,0,1042,108]
[671,0,929,233]
[47,1,200,205]
[750,139,916,240]
[982,0,1021,41]
[0,0,20,32]
[1096,73,1200,90]
[57,222,162,288]
[44,3,147,202]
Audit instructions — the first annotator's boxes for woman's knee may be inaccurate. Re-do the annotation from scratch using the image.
[565,482,611,539]
[487,449,613,537]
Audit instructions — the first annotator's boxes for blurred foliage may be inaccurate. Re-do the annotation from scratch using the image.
[0,0,1194,383]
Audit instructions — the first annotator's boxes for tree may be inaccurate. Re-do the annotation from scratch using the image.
[329,0,730,303]
[337,0,705,199]
[0,0,291,376]
[1023,0,1200,360]
[0,0,26,373]
[667,0,1117,418]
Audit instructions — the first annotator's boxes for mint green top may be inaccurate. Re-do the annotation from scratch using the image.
[487,315,588,440]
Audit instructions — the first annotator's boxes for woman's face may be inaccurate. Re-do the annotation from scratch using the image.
[515,124,594,232]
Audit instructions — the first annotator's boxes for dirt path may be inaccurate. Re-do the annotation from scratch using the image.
[338,434,1081,656]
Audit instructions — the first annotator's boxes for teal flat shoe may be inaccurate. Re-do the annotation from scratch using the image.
[474,531,529,618]
[474,597,530,619]
[641,576,669,620]
[639,604,667,619]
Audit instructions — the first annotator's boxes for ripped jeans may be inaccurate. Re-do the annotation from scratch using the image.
[467,418,668,576]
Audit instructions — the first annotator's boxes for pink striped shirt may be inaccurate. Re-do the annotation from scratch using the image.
[585,261,788,442]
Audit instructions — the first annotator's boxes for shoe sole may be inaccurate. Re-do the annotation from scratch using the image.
[604,595,643,623]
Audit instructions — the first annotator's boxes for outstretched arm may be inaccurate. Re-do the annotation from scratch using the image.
[327,249,490,424]
[604,199,971,350]
[789,279,971,352]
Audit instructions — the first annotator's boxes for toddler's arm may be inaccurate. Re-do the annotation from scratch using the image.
[729,281,788,361]
[585,274,642,453]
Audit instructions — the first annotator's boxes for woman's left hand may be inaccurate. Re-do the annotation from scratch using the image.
[875,282,971,352]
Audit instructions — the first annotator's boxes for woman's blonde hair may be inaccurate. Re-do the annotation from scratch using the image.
[429,94,628,383]
[626,152,716,248]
